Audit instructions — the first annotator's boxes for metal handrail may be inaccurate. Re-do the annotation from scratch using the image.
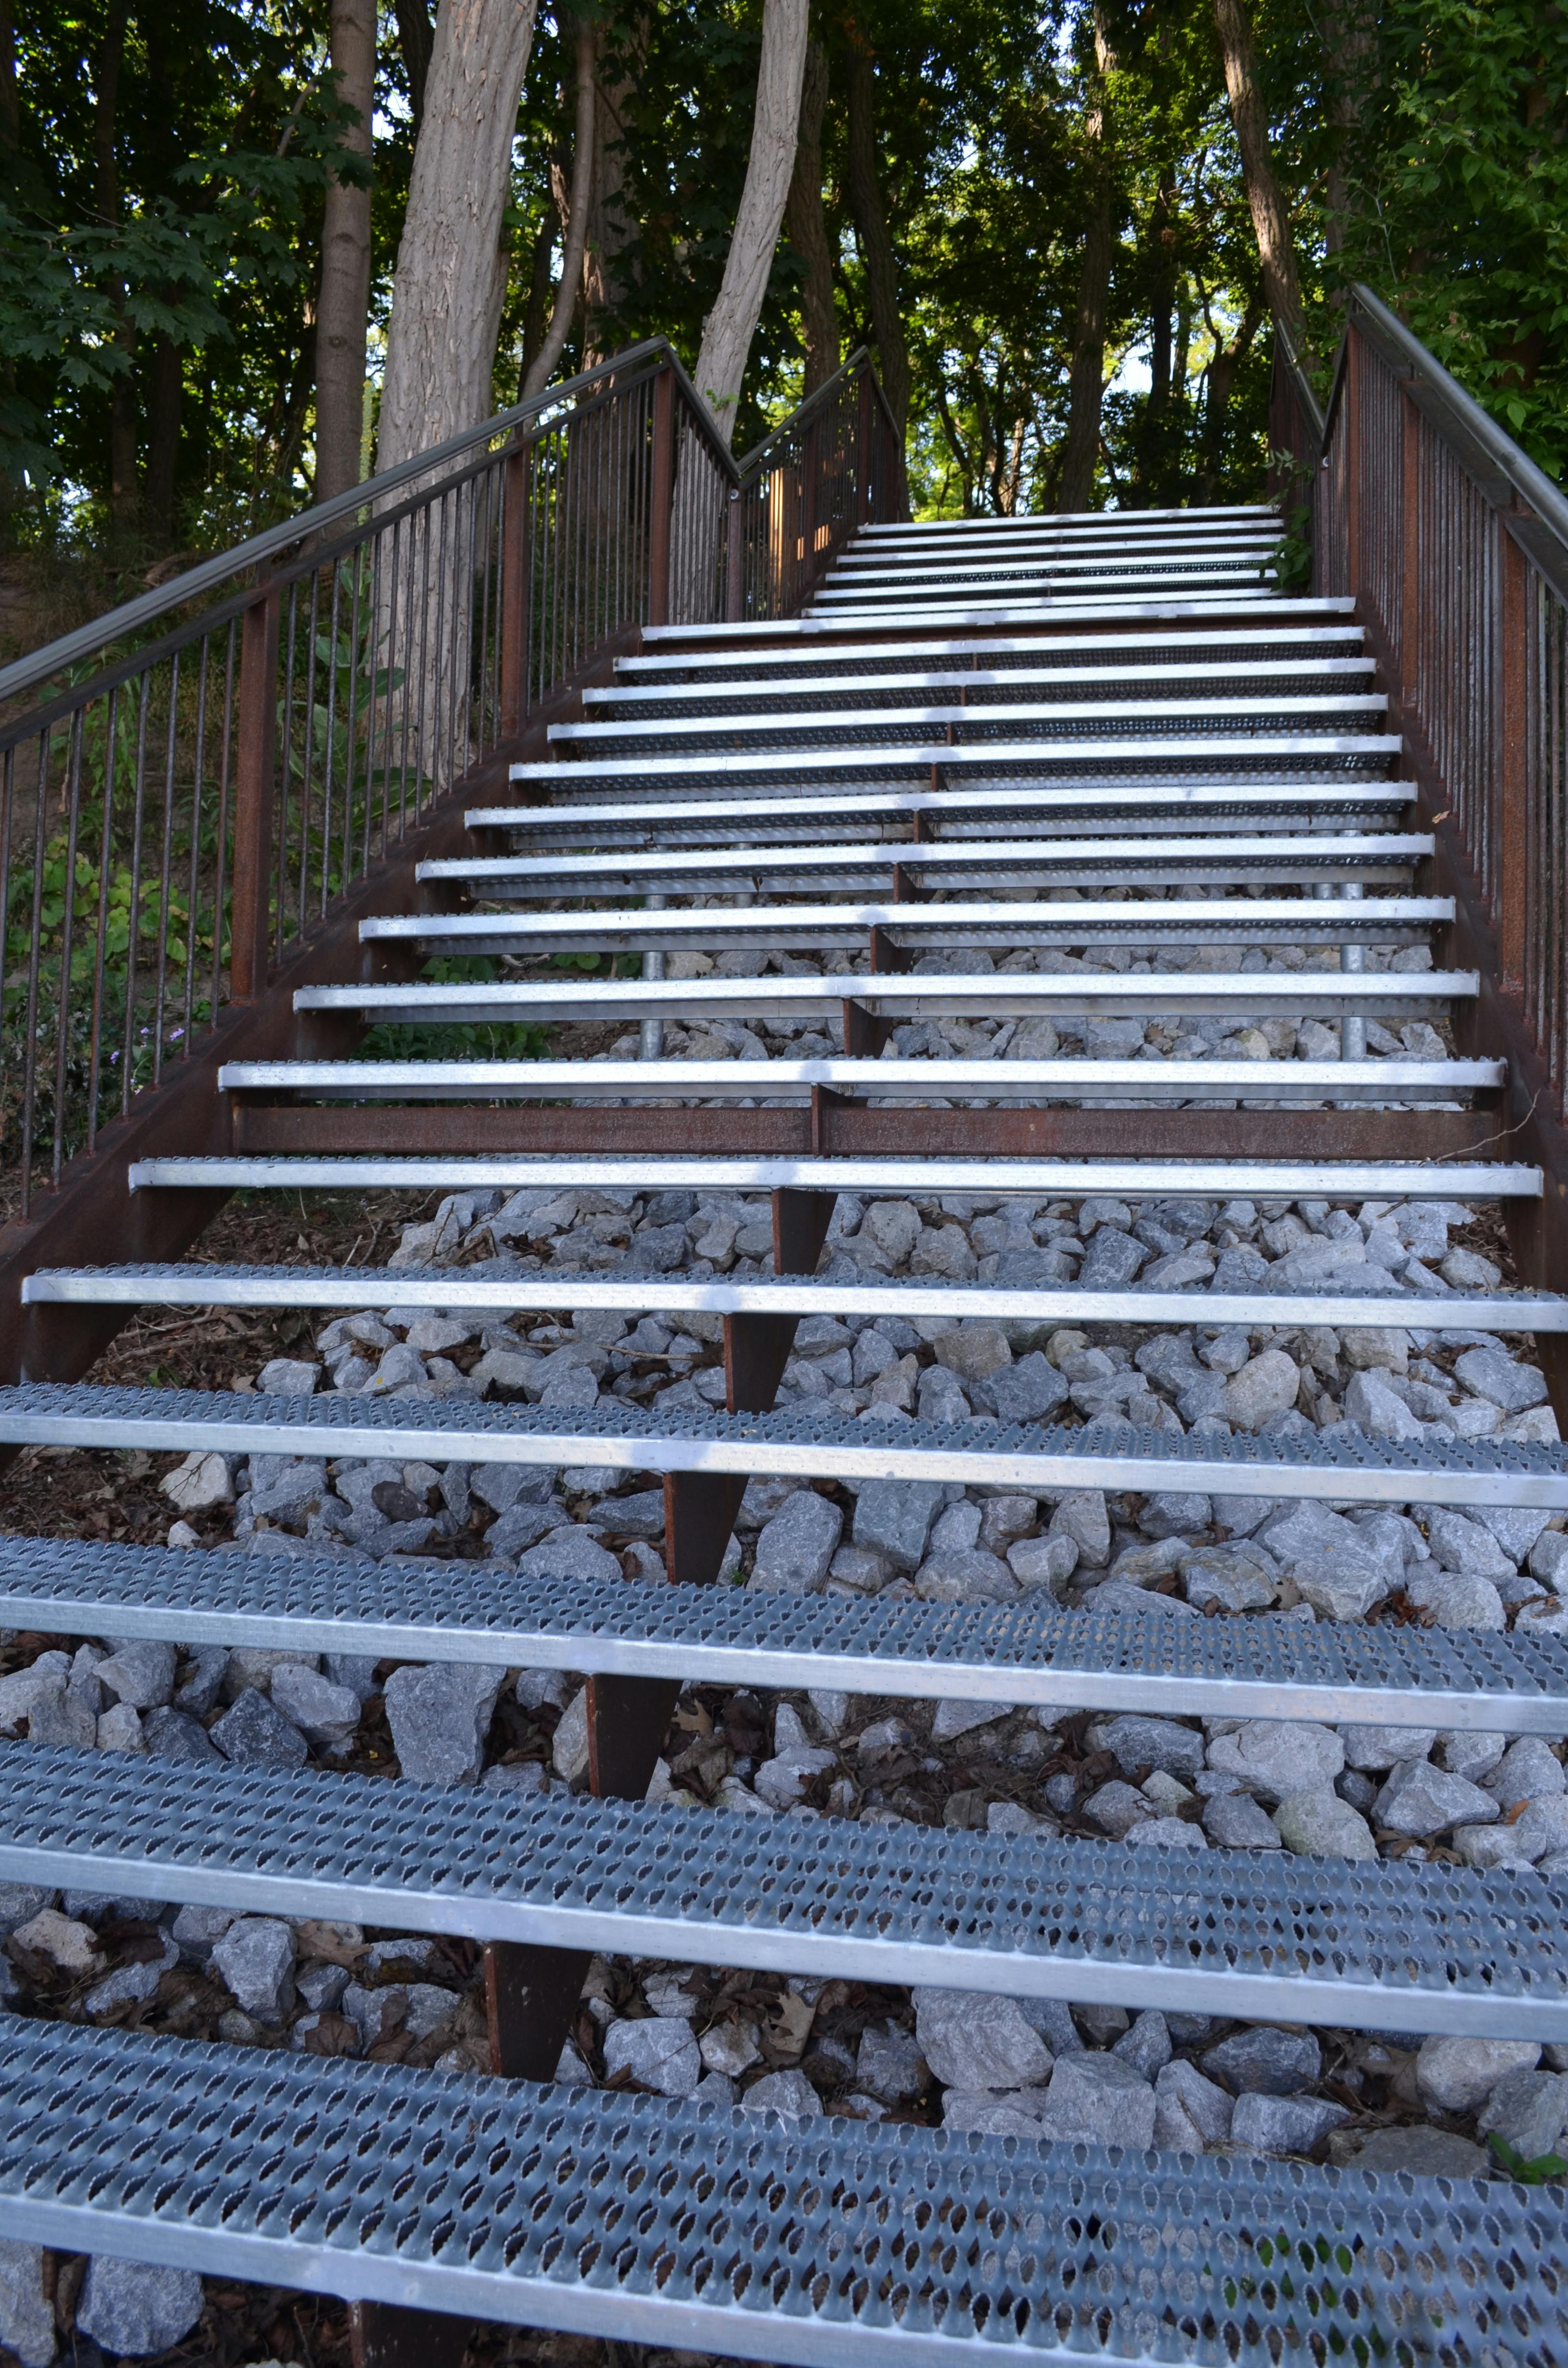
[0,338,737,711]
[1271,314,1326,452]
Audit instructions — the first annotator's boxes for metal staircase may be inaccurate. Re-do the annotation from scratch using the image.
[2,315,1568,2366]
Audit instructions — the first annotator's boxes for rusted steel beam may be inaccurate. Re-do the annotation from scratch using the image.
[349,2301,472,2368]
[229,1101,1490,1162]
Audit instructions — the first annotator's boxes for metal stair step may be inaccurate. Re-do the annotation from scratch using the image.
[858,501,1278,529]
[637,591,1357,645]
[811,567,1275,602]
[213,1054,1497,1107]
[612,623,1367,682]
[422,832,1430,899]
[486,779,1418,842]
[546,696,1390,752]
[831,532,1282,568]
[127,1152,1530,1199]
[294,972,1473,1029]
[358,892,1446,959]
[507,736,1404,795]
[2,2016,1539,2368]
[7,1534,1565,1735]
[5,1381,1562,1514]
[1,1744,1562,2036]
[590,658,1376,710]
[29,1256,1555,1335]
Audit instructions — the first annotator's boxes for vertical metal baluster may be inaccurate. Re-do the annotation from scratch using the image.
[20,727,53,1215]
[321,560,343,915]
[299,569,321,938]
[0,742,16,1170]
[212,625,236,1027]
[344,540,364,889]
[363,526,384,874]
[86,690,118,1157]
[184,638,209,1053]
[121,674,152,1117]
[151,650,181,1086]
[50,708,86,1183]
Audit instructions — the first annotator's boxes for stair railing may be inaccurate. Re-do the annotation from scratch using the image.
[0,344,897,1223]
[1274,286,1568,1299]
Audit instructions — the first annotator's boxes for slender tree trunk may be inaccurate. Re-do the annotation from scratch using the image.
[1135,166,1177,505]
[145,331,182,541]
[394,0,435,134]
[785,39,837,396]
[845,34,909,508]
[0,0,17,153]
[520,14,596,400]
[518,211,558,389]
[1320,0,1374,256]
[692,0,809,444]
[1211,0,1304,346]
[581,13,646,364]
[378,0,540,469]
[1057,11,1115,514]
[315,0,376,503]
[94,1,138,527]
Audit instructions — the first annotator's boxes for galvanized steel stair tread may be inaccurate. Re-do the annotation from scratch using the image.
[5,1537,1566,1732]
[25,1258,1559,1335]
[612,628,1370,682]
[485,784,1420,839]
[5,1384,1564,1511]
[0,1745,1562,2035]
[584,662,1378,711]
[637,592,1356,644]
[546,699,1390,749]
[2,2016,1543,2368]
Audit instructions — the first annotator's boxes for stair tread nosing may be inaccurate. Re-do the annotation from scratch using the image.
[4,1384,1565,1510]
[5,1538,1567,1731]
[1,2014,1546,2368]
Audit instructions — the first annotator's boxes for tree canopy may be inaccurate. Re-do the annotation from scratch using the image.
[0,0,1562,552]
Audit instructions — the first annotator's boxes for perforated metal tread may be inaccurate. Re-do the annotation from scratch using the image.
[358,892,1445,957]
[3,2015,1547,2368]
[638,592,1356,644]
[422,833,1429,897]
[614,624,1367,681]
[3,1744,1564,2035]
[586,662,1378,714]
[6,1536,1568,1735]
[547,697,1389,751]
[27,1259,1560,1336]
[5,1382,1564,1512]
[125,1153,1533,1199]
[291,972,1473,1029]
[213,1054,1495,1106]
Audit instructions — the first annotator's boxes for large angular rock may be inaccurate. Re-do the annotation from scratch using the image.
[602,2016,701,2097]
[142,1704,220,1763]
[161,1448,234,1515]
[1206,1720,1344,1803]
[1341,1722,1438,1772]
[1202,2027,1321,2096]
[1455,1345,1547,1414]
[1344,1369,1425,1442]
[1416,2035,1539,2114]
[514,1527,622,1585]
[1049,1488,1112,1567]
[1153,2059,1234,2151]
[1225,1351,1299,1431]
[943,2088,1051,2137]
[1374,1760,1500,1838]
[1078,1228,1148,1289]
[1273,1789,1377,1860]
[853,1478,946,1572]
[1477,2069,1568,2164]
[743,2069,824,2121]
[1259,1501,1393,1620]
[1230,2093,1351,2155]
[76,2259,204,2358]
[384,1661,506,1785]
[94,1641,177,1710]
[1405,1567,1506,1630]
[210,1686,309,1770]
[1204,1790,1284,1850]
[1091,1714,1204,1780]
[1351,2124,1490,2179]
[1485,1735,1565,1805]
[1039,2052,1156,2150]
[913,1988,1053,2091]
[975,1352,1070,1425]
[857,2020,925,2102]
[270,1662,361,1749]
[211,1915,296,2022]
[0,2239,53,2366]
[1515,1794,1568,1859]
[1428,1510,1515,1579]
[752,1490,844,1591]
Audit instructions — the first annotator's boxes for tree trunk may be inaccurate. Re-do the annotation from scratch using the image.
[378,0,541,469]
[518,211,558,389]
[0,0,17,154]
[315,0,376,503]
[94,0,138,527]
[1135,166,1177,505]
[1211,0,1304,347]
[1320,0,1374,256]
[581,13,646,364]
[1057,10,1115,514]
[144,331,182,542]
[692,0,809,445]
[520,14,596,401]
[785,39,837,396]
[845,35,908,508]
[394,0,435,134]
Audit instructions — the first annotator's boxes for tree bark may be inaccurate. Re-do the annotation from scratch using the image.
[1135,165,1177,505]
[315,0,376,503]
[144,331,182,541]
[692,0,809,445]
[1211,0,1304,347]
[784,38,837,396]
[1320,0,1374,256]
[394,0,435,134]
[845,34,908,507]
[0,0,18,155]
[520,14,596,400]
[581,13,646,364]
[378,0,540,470]
[1057,10,1115,514]
[93,0,138,526]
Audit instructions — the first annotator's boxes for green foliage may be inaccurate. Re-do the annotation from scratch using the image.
[1488,2133,1568,2184]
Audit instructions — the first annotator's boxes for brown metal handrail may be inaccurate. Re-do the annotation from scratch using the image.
[0,342,897,1219]
[1278,284,1568,1306]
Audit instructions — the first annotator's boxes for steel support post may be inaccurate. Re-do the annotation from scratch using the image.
[229,584,282,1001]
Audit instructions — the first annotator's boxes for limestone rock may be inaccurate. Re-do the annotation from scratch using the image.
[913,1987,1054,2091]
[1416,2035,1540,2114]
[602,2016,701,2097]
[76,2259,204,2358]
[384,1662,507,1785]
[1039,2051,1156,2150]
